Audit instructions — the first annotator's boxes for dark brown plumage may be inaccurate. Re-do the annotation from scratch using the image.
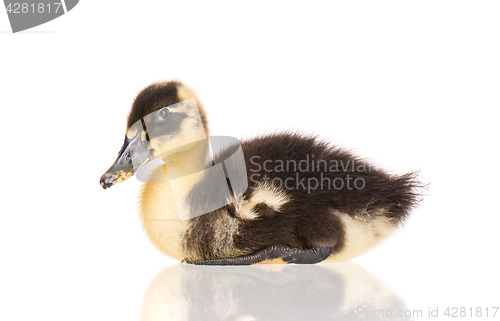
[184,132,422,262]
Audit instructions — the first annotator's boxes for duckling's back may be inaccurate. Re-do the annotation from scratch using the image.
[183,132,422,262]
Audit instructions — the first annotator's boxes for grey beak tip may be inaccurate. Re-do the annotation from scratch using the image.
[100,174,114,190]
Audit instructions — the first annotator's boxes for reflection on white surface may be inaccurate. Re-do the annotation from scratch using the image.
[140,262,412,321]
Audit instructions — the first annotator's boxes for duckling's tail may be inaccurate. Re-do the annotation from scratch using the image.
[382,170,425,223]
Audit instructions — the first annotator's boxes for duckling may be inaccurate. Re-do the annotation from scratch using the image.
[100,80,423,265]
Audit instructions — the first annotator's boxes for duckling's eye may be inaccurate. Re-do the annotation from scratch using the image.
[156,108,170,122]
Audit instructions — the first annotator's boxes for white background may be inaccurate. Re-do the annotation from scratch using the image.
[1,1,499,320]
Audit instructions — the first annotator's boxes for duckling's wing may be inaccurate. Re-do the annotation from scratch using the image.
[182,244,333,265]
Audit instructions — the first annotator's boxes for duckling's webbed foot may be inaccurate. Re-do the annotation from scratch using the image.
[183,244,334,265]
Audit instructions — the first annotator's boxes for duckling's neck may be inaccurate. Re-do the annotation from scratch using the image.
[162,139,211,180]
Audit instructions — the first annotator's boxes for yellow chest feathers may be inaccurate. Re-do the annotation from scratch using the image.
[139,181,189,260]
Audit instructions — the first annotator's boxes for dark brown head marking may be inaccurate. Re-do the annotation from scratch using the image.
[127,81,181,130]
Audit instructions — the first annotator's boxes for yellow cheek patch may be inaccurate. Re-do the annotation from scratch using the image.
[254,258,287,265]
[111,170,134,185]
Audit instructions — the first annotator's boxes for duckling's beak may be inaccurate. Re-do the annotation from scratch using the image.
[100,132,153,189]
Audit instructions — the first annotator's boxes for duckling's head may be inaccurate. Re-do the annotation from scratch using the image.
[100,81,209,189]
